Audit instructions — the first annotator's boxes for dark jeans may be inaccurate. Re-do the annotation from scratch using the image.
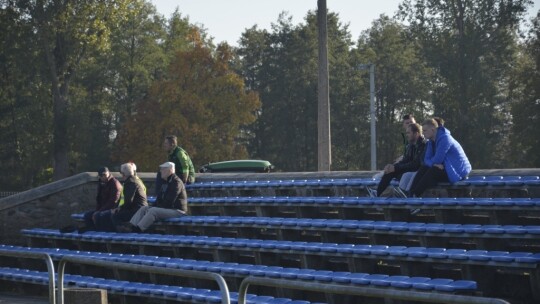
[111,209,139,227]
[409,165,449,197]
[93,209,140,232]
[376,171,404,196]
[83,210,113,231]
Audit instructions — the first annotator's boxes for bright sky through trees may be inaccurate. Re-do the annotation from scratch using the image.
[151,0,540,46]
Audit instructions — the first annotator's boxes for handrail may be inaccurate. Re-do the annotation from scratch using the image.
[0,249,55,304]
[57,256,230,304]
[237,276,510,304]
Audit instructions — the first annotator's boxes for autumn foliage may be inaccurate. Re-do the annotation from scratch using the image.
[114,41,261,171]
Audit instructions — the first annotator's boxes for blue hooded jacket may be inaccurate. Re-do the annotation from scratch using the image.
[424,127,471,183]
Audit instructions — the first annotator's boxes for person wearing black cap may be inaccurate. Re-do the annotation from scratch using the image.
[81,167,122,231]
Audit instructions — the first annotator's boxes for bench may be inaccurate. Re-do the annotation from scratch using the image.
[0,266,310,303]
[70,213,540,250]
[178,197,540,224]
[0,244,479,294]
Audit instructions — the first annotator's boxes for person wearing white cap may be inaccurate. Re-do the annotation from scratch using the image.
[123,161,187,232]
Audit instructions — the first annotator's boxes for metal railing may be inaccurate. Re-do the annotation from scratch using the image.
[0,191,19,198]
[57,256,230,304]
[0,249,56,304]
[237,276,511,304]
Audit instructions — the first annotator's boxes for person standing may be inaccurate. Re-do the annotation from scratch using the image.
[155,135,195,195]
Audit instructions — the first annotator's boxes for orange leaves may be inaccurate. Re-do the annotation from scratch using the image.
[114,41,261,171]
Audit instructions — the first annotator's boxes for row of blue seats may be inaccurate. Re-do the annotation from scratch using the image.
[71,214,540,237]
[0,266,311,304]
[0,244,478,293]
[184,196,540,208]
[183,175,540,190]
[22,229,540,265]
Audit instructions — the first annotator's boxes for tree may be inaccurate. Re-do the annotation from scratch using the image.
[508,11,540,167]
[65,0,168,172]
[0,2,52,189]
[398,0,532,168]
[20,0,130,180]
[114,39,261,171]
[353,15,433,168]
[237,11,361,171]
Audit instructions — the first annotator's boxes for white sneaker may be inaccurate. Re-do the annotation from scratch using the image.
[410,208,421,215]
[393,187,408,198]
[366,188,377,198]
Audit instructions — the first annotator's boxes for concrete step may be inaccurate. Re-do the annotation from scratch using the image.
[0,292,48,303]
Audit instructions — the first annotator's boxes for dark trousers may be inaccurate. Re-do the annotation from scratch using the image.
[83,211,95,228]
[83,210,113,231]
[112,209,138,227]
[376,171,403,196]
[94,209,140,232]
[409,165,449,197]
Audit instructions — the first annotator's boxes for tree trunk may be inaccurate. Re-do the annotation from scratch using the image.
[52,84,69,180]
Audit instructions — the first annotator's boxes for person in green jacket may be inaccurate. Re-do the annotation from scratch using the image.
[164,135,195,184]
[155,135,195,195]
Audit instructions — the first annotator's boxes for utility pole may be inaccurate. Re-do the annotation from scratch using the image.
[317,0,331,171]
[358,63,377,171]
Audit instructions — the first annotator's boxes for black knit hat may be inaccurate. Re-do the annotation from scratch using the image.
[97,166,109,176]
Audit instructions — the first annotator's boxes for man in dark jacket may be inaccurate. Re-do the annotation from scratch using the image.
[82,167,122,230]
[126,162,187,232]
[400,114,416,155]
[95,163,147,232]
[375,123,426,196]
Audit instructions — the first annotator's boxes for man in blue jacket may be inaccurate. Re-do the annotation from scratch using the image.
[408,118,471,197]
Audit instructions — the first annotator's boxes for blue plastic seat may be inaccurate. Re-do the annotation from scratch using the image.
[514,253,540,263]
[523,176,540,186]
[392,276,430,289]
[464,176,487,186]
[365,274,391,286]
[485,176,505,186]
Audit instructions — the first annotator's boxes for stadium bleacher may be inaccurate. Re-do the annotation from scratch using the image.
[1,173,540,303]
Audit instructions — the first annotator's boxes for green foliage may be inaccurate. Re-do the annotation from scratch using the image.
[398,0,533,168]
[237,12,362,171]
[0,2,53,190]
[1,1,538,191]
[237,12,433,171]
[508,12,540,167]
[353,16,433,168]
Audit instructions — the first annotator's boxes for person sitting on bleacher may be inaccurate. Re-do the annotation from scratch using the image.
[373,122,426,197]
[122,162,187,233]
[81,167,122,232]
[397,119,446,195]
[408,118,471,197]
[96,162,148,232]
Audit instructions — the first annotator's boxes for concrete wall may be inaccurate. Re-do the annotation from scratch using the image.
[1,169,539,245]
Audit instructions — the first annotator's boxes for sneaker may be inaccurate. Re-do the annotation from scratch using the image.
[393,187,408,198]
[115,223,134,233]
[410,208,422,215]
[366,188,378,198]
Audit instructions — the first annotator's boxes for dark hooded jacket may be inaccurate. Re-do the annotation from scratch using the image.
[156,173,188,212]
[394,136,427,173]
